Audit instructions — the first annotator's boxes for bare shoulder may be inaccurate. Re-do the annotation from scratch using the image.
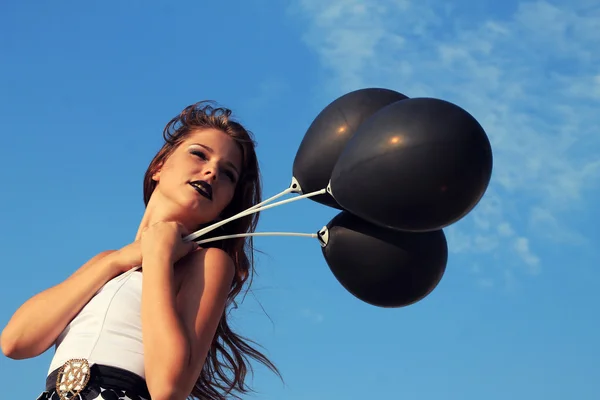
[186,247,235,280]
[175,248,235,293]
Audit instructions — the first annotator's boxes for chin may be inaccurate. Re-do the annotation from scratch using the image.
[161,192,214,226]
[178,208,211,226]
[163,202,201,226]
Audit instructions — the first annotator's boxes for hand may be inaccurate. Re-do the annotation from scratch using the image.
[140,221,199,265]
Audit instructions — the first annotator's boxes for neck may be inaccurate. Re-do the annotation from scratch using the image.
[136,193,180,241]
[136,192,205,241]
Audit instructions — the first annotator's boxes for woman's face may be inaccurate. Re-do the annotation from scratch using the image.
[151,128,243,229]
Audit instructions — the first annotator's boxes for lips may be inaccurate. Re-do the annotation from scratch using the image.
[189,180,213,201]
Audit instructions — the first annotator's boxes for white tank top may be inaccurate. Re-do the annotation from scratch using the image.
[48,270,146,378]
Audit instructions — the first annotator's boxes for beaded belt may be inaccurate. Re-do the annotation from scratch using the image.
[46,358,150,400]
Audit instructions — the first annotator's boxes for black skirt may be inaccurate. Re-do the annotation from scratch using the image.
[37,364,151,400]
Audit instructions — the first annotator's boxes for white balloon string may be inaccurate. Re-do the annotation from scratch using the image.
[120,230,319,278]
[120,187,325,279]
[248,187,295,210]
[182,187,291,242]
[184,187,327,242]
[195,231,318,245]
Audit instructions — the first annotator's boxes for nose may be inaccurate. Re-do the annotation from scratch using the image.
[202,164,219,181]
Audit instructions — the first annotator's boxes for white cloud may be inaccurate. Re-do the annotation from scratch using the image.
[513,237,540,274]
[497,223,514,237]
[529,206,586,245]
[292,0,600,282]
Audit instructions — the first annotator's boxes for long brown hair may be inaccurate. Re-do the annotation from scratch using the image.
[143,101,281,399]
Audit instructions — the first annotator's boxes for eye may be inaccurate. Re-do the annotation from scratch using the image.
[193,150,237,182]
[223,169,236,182]
[191,150,207,160]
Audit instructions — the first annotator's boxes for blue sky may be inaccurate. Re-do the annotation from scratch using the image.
[1,0,599,399]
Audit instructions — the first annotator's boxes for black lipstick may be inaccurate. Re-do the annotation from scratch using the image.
[189,180,213,201]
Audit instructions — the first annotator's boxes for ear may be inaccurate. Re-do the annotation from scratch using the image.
[151,165,163,182]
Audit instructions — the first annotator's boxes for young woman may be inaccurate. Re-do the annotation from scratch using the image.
[1,101,280,400]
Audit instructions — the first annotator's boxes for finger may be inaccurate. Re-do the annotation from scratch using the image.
[177,222,191,236]
[188,241,200,253]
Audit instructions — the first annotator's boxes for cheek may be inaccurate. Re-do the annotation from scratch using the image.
[157,168,177,188]
[161,158,190,183]
[219,184,237,206]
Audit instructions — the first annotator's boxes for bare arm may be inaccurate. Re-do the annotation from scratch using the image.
[141,248,233,400]
[0,249,130,359]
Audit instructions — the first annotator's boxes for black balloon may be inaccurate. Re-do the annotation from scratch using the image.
[318,211,447,308]
[329,97,493,232]
[293,88,408,208]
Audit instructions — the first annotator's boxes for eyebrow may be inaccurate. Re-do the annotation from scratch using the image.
[190,143,240,176]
